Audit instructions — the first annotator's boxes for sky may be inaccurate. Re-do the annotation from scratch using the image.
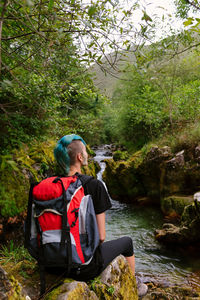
[81,0,197,58]
[125,0,185,42]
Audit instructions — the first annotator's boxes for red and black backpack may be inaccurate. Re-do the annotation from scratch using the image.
[24,174,100,295]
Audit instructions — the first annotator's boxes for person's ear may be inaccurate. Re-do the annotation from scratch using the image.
[77,152,83,163]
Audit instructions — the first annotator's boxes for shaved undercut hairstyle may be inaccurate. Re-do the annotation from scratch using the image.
[67,140,85,166]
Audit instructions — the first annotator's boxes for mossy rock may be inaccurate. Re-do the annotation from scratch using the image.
[82,160,100,178]
[103,157,145,202]
[113,150,129,162]
[103,145,200,205]
[44,256,138,300]
[161,195,194,218]
[96,255,138,300]
[0,266,28,300]
[45,281,98,300]
[0,140,57,218]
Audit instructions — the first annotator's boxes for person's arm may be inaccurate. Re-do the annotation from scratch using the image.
[96,212,106,243]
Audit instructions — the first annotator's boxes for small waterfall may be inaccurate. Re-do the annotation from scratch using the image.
[93,146,112,182]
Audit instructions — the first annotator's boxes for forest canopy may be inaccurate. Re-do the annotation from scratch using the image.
[0,0,200,153]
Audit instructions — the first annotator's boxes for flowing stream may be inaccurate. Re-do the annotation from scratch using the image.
[93,146,200,289]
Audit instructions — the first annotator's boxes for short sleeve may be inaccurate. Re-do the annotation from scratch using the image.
[84,178,112,214]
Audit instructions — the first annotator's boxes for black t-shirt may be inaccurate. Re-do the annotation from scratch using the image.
[83,177,112,214]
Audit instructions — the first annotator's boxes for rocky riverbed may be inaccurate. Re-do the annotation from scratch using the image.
[103,144,200,247]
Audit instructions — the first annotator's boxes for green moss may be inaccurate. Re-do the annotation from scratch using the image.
[181,203,199,224]
[103,156,145,201]
[8,276,27,300]
[0,140,57,217]
[44,284,63,300]
[129,150,144,168]
[161,195,194,218]
[117,258,138,300]
[113,150,129,161]
[0,169,30,216]
[82,160,100,178]
[91,257,138,300]
[45,280,97,300]
[91,282,112,299]
[65,284,88,300]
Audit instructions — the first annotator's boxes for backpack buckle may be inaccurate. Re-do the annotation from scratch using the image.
[76,267,81,275]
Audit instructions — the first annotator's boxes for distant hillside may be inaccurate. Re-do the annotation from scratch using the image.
[89,32,200,98]
[89,49,136,98]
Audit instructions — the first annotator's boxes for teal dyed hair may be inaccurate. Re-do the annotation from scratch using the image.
[54,134,86,174]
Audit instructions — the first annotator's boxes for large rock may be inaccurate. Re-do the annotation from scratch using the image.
[160,195,193,218]
[103,145,200,204]
[98,255,138,299]
[45,256,138,300]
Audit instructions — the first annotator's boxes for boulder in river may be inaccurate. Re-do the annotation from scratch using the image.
[155,192,200,245]
[160,195,193,219]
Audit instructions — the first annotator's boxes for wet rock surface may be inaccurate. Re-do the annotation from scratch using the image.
[143,284,200,300]
[156,192,200,245]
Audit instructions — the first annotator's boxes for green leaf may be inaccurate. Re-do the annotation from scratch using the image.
[126,44,131,51]
[88,6,96,17]
[183,18,194,26]
[6,160,19,171]
[141,11,152,22]
[48,0,54,10]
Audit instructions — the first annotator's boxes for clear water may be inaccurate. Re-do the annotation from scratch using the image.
[93,147,200,288]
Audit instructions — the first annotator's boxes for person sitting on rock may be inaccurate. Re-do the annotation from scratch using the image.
[54,134,148,298]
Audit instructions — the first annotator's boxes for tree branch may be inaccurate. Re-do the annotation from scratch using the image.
[0,0,9,76]
[170,42,200,58]
[185,0,200,10]
[2,29,92,41]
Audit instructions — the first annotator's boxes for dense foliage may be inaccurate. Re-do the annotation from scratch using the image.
[103,31,200,150]
[0,0,149,153]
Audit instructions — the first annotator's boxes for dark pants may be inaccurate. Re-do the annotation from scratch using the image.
[100,236,134,271]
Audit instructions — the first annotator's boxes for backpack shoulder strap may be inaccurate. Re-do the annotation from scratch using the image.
[76,173,94,186]
[24,182,39,248]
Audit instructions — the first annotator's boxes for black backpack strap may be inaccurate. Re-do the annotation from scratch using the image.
[39,264,46,297]
[24,182,38,248]
[53,177,72,274]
